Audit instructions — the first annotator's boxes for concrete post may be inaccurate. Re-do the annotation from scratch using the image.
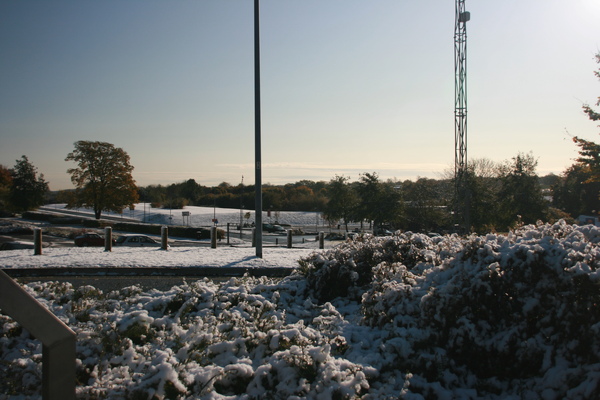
[319,231,324,249]
[287,229,292,248]
[211,226,217,249]
[0,270,76,400]
[34,228,42,255]
[161,226,168,250]
[104,227,112,252]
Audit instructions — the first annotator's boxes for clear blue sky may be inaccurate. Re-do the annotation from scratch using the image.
[1,0,599,190]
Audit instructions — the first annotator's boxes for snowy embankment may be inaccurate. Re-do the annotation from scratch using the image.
[0,246,315,270]
[1,221,600,399]
[41,204,327,228]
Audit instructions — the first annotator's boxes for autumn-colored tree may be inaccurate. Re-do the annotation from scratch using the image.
[323,175,358,231]
[552,164,599,216]
[497,153,547,228]
[582,53,600,123]
[401,177,451,232]
[65,141,139,219]
[8,156,49,212]
[573,52,600,184]
[572,137,600,183]
[0,164,12,211]
[355,172,403,230]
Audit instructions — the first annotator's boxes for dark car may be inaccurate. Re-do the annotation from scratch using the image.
[263,223,286,233]
[74,233,114,247]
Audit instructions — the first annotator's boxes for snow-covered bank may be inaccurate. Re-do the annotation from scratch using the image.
[42,204,329,229]
[2,221,600,399]
[0,246,315,270]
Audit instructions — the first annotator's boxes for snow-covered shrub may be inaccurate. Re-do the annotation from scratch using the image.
[1,275,375,399]
[3,221,600,399]
[359,221,600,396]
[299,232,457,302]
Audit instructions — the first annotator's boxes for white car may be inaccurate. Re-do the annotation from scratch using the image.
[115,235,162,247]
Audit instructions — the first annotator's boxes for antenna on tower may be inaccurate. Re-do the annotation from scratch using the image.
[454,0,470,231]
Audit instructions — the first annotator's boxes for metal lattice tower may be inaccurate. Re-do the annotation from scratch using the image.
[454,0,470,230]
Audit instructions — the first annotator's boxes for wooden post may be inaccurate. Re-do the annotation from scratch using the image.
[161,226,168,250]
[211,226,217,249]
[319,231,324,249]
[104,227,112,252]
[287,229,292,248]
[34,228,42,255]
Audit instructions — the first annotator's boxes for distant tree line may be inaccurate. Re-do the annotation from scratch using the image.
[137,179,327,213]
[2,54,598,232]
[132,149,592,234]
[1,145,597,234]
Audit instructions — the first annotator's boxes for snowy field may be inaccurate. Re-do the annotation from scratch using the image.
[0,246,315,270]
[42,204,330,229]
[1,220,600,399]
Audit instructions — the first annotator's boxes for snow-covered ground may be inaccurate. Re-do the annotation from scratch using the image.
[0,246,315,270]
[42,204,331,229]
[1,220,600,399]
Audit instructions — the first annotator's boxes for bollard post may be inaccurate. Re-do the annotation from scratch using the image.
[211,226,217,249]
[251,228,256,247]
[161,226,169,250]
[34,228,42,255]
[226,223,230,245]
[104,226,112,252]
[287,229,292,248]
[319,231,324,249]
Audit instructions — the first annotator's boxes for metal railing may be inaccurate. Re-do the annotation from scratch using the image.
[0,269,76,399]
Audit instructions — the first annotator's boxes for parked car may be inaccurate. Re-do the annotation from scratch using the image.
[374,227,393,236]
[263,223,286,233]
[74,233,115,247]
[115,234,162,247]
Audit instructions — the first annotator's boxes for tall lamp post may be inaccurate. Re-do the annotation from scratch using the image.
[254,0,263,258]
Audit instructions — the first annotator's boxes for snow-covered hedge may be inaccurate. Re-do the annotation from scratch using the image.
[300,221,600,398]
[2,221,600,399]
